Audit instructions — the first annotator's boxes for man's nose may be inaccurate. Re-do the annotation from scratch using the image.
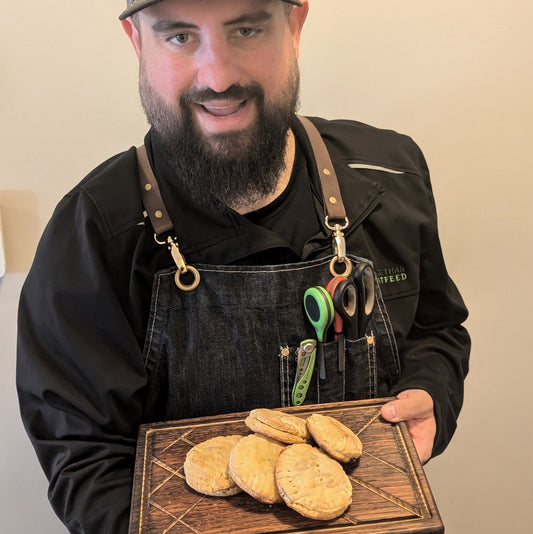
[195,39,244,93]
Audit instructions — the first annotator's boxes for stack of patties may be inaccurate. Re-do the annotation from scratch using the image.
[183,408,363,521]
[227,408,311,504]
[275,412,363,520]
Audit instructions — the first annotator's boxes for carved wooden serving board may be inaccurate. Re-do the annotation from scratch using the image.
[129,398,443,533]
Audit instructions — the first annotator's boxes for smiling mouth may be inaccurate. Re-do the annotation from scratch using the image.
[199,99,248,117]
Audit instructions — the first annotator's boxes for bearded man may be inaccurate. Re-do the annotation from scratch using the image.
[17,1,470,533]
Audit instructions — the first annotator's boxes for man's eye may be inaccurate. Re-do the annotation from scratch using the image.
[170,33,189,45]
[238,27,258,38]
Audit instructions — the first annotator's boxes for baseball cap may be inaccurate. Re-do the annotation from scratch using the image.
[120,0,303,21]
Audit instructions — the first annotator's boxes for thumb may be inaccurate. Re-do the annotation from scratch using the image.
[381,400,401,422]
[381,390,433,423]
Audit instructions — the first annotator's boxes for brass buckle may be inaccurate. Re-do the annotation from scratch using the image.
[325,217,351,276]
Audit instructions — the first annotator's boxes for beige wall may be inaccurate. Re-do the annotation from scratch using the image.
[1,1,532,532]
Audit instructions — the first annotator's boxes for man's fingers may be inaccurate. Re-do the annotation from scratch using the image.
[381,390,436,463]
[380,389,433,423]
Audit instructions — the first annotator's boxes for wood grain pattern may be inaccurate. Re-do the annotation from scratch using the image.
[129,398,443,533]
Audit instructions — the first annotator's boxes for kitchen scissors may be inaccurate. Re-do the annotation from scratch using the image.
[353,262,375,335]
[303,286,334,380]
[326,275,357,371]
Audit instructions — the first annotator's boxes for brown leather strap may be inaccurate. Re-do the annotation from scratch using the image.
[136,144,174,236]
[297,116,347,223]
[137,145,201,291]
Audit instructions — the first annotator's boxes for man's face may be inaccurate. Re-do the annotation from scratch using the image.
[122,0,308,210]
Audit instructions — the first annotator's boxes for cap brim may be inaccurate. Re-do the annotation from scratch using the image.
[119,0,303,21]
[120,1,164,21]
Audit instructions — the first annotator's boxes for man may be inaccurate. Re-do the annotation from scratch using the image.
[17,1,470,533]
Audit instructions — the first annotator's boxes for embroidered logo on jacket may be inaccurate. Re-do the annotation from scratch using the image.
[375,265,408,285]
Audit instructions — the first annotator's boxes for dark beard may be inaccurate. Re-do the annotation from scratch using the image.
[139,72,300,213]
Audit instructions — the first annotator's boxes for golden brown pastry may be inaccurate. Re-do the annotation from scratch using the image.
[229,433,286,504]
[183,435,243,497]
[306,413,363,462]
[245,408,309,444]
[275,443,353,520]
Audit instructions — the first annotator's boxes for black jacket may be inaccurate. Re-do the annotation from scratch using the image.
[17,116,470,533]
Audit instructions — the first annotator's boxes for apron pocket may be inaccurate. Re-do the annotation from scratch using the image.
[281,335,378,407]
[345,335,378,400]
[315,340,346,404]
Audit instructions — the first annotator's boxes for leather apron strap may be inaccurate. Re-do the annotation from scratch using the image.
[297,116,347,224]
[136,116,347,235]
[136,145,201,291]
[136,144,174,236]
[136,115,352,284]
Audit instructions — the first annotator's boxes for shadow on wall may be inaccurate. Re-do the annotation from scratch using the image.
[0,191,40,273]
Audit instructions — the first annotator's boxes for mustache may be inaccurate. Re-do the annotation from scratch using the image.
[181,83,264,105]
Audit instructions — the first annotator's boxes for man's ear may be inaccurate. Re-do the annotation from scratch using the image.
[288,1,309,57]
[121,18,142,59]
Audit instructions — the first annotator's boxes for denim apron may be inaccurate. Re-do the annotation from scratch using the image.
[137,119,401,423]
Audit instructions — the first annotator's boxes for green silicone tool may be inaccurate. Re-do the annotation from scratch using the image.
[291,339,317,406]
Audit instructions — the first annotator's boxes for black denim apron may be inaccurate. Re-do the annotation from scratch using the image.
[136,118,400,423]
[142,256,400,422]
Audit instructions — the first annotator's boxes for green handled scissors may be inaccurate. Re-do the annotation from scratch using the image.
[303,286,334,380]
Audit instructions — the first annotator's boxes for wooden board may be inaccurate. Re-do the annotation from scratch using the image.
[129,398,443,533]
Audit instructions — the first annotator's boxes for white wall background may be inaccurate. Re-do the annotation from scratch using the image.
[1,1,532,532]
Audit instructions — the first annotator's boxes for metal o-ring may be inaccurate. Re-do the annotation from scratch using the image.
[154,232,166,245]
[174,265,201,291]
[329,256,353,277]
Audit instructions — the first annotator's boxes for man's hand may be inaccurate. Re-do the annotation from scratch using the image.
[380,389,436,463]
